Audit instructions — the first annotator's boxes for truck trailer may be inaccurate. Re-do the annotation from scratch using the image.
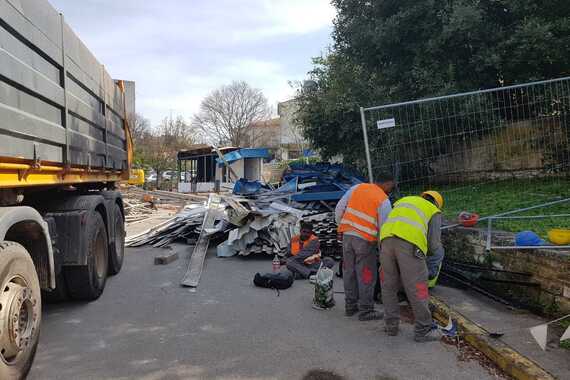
[0,0,134,377]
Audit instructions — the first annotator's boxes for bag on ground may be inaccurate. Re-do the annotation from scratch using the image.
[313,264,335,309]
[253,271,294,290]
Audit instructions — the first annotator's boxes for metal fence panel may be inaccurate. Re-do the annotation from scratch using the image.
[360,77,570,221]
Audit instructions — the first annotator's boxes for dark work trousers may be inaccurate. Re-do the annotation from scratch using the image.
[286,256,335,279]
[342,234,378,312]
[380,237,432,337]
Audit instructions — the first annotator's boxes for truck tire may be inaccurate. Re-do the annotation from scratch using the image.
[0,241,41,380]
[64,212,108,301]
[108,205,125,275]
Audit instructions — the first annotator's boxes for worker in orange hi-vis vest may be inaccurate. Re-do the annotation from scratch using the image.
[335,173,396,321]
[284,222,335,279]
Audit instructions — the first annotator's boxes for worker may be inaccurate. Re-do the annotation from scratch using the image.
[335,173,395,321]
[285,222,334,279]
[379,190,445,342]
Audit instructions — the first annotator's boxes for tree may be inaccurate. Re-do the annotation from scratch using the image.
[134,115,196,188]
[130,113,152,168]
[130,113,151,146]
[296,0,570,167]
[193,81,271,146]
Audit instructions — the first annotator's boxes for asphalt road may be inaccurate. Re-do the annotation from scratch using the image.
[30,243,496,380]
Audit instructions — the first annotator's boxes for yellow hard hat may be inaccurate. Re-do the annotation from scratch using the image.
[421,190,444,209]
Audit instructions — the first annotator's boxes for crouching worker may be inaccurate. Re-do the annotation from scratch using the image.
[379,191,445,342]
[285,222,334,279]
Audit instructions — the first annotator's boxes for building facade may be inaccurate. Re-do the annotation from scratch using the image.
[277,99,307,160]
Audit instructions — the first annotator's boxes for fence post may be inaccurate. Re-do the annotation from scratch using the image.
[360,107,374,183]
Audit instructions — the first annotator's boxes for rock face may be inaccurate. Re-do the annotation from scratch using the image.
[442,227,570,316]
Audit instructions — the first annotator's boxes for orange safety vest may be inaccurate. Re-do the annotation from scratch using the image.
[338,183,388,242]
[291,234,319,256]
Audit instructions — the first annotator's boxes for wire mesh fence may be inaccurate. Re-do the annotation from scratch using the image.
[360,77,570,235]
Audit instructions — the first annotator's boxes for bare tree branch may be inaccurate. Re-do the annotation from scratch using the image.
[193,81,271,146]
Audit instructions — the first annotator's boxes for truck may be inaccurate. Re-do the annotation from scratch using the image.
[0,0,134,377]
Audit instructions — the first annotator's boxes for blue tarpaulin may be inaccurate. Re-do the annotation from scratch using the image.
[233,179,269,196]
[284,163,364,202]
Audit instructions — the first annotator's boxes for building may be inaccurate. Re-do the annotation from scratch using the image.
[214,148,269,183]
[177,145,269,193]
[243,118,281,158]
[277,99,308,160]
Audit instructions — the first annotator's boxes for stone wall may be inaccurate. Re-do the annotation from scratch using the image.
[442,227,570,316]
[429,118,567,183]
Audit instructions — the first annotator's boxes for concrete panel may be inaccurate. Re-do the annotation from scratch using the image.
[0,50,64,106]
[67,93,105,128]
[1,0,62,64]
[107,133,125,150]
[0,101,66,144]
[122,80,135,124]
[66,75,101,112]
[0,80,61,124]
[105,116,126,140]
[68,114,104,142]
[0,24,60,84]
[68,129,106,157]
[6,0,61,48]
[0,133,62,162]
[0,0,132,174]
[63,23,100,90]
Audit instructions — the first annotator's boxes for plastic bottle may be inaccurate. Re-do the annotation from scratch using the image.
[272,255,281,273]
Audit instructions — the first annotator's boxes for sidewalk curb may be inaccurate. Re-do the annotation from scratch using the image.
[431,296,556,380]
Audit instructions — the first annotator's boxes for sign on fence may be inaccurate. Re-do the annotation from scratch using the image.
[377,118,396,130]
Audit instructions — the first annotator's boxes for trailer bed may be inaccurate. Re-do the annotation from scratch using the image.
[0,0,134,189]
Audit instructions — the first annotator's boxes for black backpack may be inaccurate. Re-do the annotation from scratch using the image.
[253,271,294,290]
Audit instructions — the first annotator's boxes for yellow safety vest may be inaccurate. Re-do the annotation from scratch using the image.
[380,196,440,254]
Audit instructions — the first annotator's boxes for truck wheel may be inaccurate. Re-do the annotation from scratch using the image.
[0,241,41,380]
[65,212,108,301]
[108,205,125,275]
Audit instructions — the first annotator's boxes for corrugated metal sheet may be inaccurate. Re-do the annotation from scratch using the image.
[216,148,270,166]
[0,0,132,175]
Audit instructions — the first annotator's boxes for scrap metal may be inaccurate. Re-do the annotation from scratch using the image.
[181,194,222,287]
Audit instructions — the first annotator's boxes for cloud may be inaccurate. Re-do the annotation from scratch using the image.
[49,0,335,125]
[230,0,336,42]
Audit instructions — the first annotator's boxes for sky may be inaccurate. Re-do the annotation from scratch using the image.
[49,0,336,127]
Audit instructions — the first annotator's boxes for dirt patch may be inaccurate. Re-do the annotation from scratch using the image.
[441,336,513,380]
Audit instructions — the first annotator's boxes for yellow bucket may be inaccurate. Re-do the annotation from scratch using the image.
[547,229,570,245]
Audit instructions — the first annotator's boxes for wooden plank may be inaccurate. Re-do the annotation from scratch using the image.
[154,252,179,265]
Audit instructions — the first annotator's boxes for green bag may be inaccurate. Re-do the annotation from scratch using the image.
[313,264,335,310]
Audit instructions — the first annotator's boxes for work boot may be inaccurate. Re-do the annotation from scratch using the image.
[345,306,359,317]
[358,310,384,321]
[384,325,399,336]
[414,327,443,343]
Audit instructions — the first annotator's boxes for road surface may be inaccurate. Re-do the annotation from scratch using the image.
[30,243,497,380]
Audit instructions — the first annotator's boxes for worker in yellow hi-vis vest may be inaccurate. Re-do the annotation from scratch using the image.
[379,191,445,342]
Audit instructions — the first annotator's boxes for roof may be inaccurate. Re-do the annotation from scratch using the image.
[216,148,270,166]
[178,144,213,160]
[178,145,240,160]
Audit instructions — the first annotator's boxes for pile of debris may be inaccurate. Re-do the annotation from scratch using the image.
[126,204,206,247]
[123,197,156,224]
[305,212,343,259]
[217,204,300,257]
[127,163,360,258]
